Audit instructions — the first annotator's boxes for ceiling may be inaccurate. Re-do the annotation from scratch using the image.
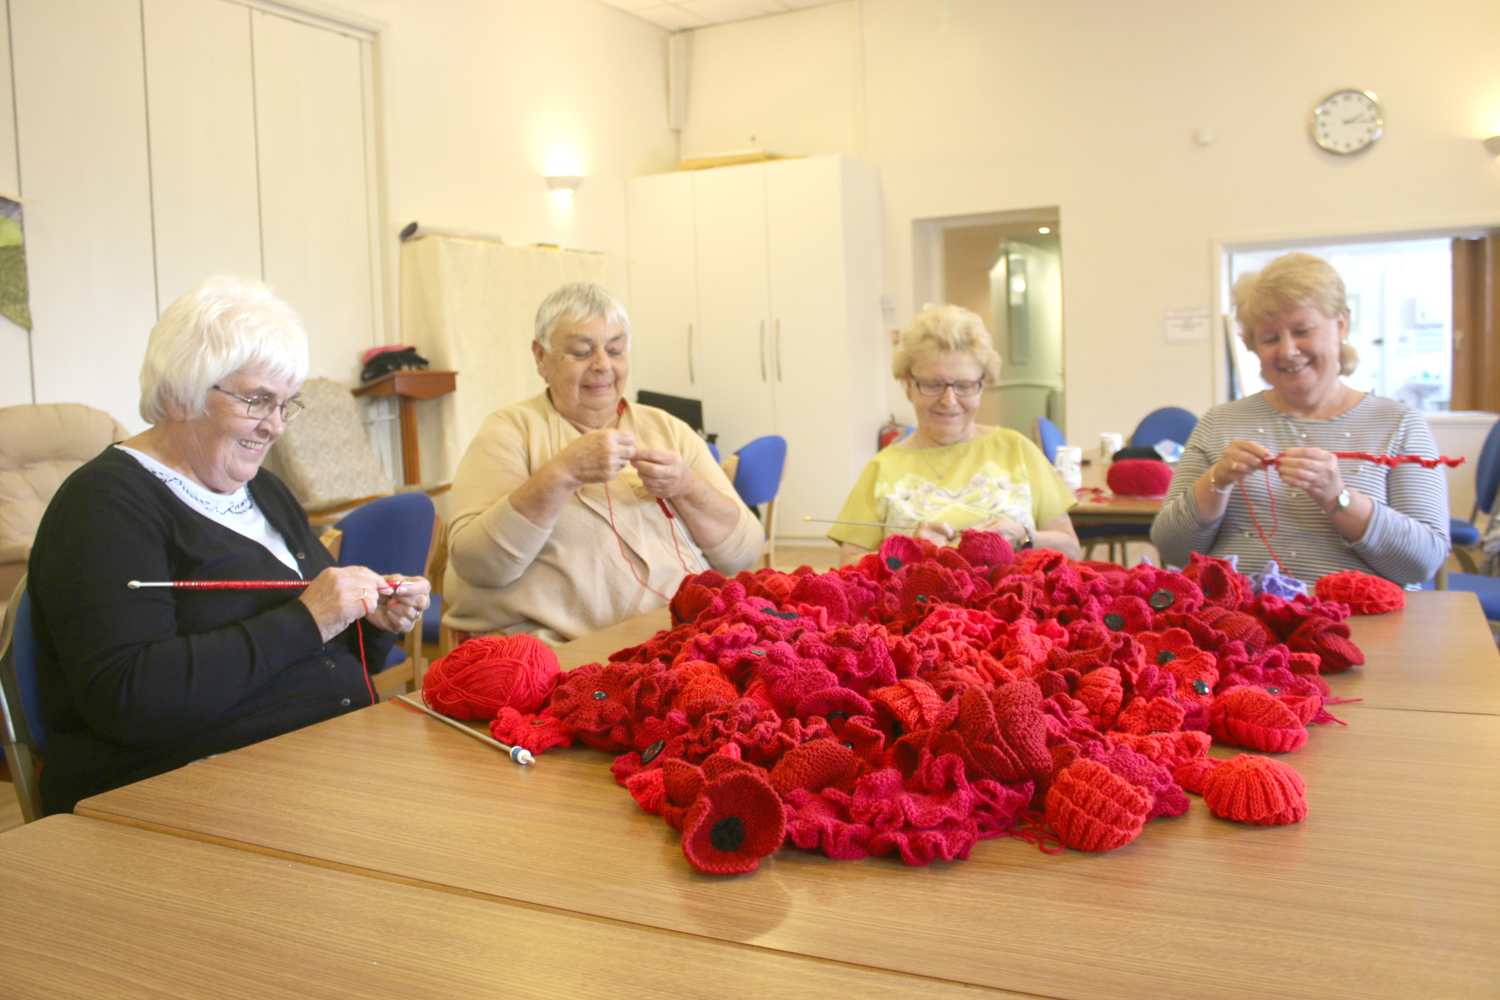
[594,0,842,31]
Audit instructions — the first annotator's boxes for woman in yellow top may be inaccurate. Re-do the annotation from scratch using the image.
[830,304,1081,565]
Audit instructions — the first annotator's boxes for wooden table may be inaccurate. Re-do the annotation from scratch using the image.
[76,591,1500,1000]
[1070,447,1163,527]
[352,369,457,484]
[2,816,980,1000]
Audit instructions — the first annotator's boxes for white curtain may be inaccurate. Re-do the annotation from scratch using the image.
[400,236,610,483]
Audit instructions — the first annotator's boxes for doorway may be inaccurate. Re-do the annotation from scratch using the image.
[915,208,1063,440]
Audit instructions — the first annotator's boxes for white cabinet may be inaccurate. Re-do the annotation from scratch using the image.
[626,155,883,537]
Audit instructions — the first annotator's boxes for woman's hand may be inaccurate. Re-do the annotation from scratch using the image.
[914,519,956,546]
[363,574,432,635]
[554,429,637,486]
[1274,447,1345,511]
[1208,438,1274,491]
[630,448,695,499]
[970,515,1030,550]
[298,566,393,643]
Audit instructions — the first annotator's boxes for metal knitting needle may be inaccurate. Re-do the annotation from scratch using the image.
[128,579,404,594]
[392,694,535,765]
[802,516,893,528]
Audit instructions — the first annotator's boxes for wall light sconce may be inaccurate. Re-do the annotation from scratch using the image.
[546,174,584,205]
[1484,135,1500,156]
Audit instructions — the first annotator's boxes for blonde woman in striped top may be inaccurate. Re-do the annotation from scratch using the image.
[1152,253,1448,587]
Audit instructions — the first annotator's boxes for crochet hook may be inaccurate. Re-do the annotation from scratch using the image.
[392,694,536,765]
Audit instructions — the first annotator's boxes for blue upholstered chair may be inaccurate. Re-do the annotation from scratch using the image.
[1034,416,1066,465]
[0,577,45,822]
[731,436,788,569]
[1446,418,1500,571]
[1130,407,1198,449]
[335,492,438,693]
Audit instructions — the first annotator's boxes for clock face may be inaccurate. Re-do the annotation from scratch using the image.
[1312,90,1383,155]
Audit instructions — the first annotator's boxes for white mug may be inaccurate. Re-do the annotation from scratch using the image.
[1100,433,1124,462]
[1055,445,1083,490]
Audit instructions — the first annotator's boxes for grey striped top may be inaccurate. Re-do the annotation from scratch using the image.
[1150,393,1449,588]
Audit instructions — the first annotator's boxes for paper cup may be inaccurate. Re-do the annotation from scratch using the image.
[1055,445,1083,489]
[1100,433,1124,462]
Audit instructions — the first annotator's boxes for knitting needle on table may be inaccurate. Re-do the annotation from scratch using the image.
[392,694,536,765]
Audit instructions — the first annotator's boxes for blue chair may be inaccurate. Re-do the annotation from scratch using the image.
[731,436,787,569]
[1034,416,1066,465]
[335,492,438,692]
[0,578,45,822]
[706,441,720,463]
[1446,418,1500,568]
[1130,407,1198,449]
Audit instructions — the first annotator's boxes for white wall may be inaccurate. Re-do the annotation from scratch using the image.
[679,0,1500,447]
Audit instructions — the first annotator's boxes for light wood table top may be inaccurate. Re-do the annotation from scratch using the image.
[79,680,1500,997]
[2,815,1008,1000]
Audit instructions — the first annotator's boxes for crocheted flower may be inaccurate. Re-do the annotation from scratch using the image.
[1074,666,1124,730]
[491,708,575,754]
[1287,616,1365,673]
[1181,552,1254,609]
[1193,753,1307,825]
[1105,729,1211,771]
[1045,758,1152,852]
[869,677,945,739]
[1314,570,1405,615]
[681,768,787,875]
[769,738,863,796]
[1208,686,1308,753]
[957,528,1015,573]
[669,570,727,625]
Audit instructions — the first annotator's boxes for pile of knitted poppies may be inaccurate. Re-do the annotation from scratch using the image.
[490,533,1372,874]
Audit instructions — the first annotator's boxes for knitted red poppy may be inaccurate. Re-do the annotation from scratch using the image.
[681,768,787,874]
[1045,758,1152,852]
[1105,729,1211,770]
[1182,552,1254,609]
[1195,753,1307,826]
[1074,666,1124,730]
[1106,457,1173,498]
[1314,570,1406,615]
[1208,686,1308,753]
[769,739,863,796]
[957,528,1015,572]
[490,708,575,754]
[1287,616,1365,673]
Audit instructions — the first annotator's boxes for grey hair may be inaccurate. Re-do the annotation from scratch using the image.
[533,281,631,349]
[139,276,309,425]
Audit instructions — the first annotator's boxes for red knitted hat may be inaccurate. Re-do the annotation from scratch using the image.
[1045,758,1152,852]
[1208,686,1308,753]
[1106,458,1173,498]
[1199,753,1307,825]
[1313,570,1405,615]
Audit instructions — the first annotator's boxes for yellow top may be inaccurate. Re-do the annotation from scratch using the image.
[828,427,1076,551]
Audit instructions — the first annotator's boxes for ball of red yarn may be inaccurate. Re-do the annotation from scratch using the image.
[1314,570,1405,615]
[422,635,561,720]
[1106,458,1173,498]
[1201,753,1307,825]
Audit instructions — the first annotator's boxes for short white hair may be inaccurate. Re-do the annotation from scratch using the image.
[533,281,630,349]
[139,276,309,424]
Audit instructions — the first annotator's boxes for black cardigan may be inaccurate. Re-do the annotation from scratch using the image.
[28,446,396,815]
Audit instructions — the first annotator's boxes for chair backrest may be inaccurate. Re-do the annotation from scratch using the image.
[1,576,45,821]
[1034,416,1066,464]
[1130,407,1198,449]
[261,377,392,512]
[336,492,436,578]
[1474,417,1500,519]
[732,436,788,509]
[0,403,129,597]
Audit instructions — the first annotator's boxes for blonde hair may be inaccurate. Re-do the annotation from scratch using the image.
[139,276,308,424]
[891,304,1001,383]
[1233,252,1358,375]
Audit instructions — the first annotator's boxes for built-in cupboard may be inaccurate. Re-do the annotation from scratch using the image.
[625,155,885,537]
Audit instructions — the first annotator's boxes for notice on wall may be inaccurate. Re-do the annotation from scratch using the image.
[1164,306,1210,343]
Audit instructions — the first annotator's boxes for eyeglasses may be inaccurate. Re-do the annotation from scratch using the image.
[908,374,985,397]
[213,385,305,422]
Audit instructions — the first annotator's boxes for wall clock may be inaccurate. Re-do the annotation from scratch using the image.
[1311,89,1383,155]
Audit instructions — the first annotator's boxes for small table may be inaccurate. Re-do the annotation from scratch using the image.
[352,369,457,484]
[1069,446,1164,527]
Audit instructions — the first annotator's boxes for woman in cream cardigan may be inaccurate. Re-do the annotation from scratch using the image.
[442,282,762,645]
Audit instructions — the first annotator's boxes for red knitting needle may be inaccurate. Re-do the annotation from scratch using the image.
[127,579,406,594]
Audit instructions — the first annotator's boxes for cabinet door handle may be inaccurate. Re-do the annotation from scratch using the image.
[759,321,767,381]
[774,319,782,381]
[687,324,695,383]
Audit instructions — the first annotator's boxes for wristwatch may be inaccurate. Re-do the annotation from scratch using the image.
[1020,527,1034,550]
[1328,488,1351,515]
